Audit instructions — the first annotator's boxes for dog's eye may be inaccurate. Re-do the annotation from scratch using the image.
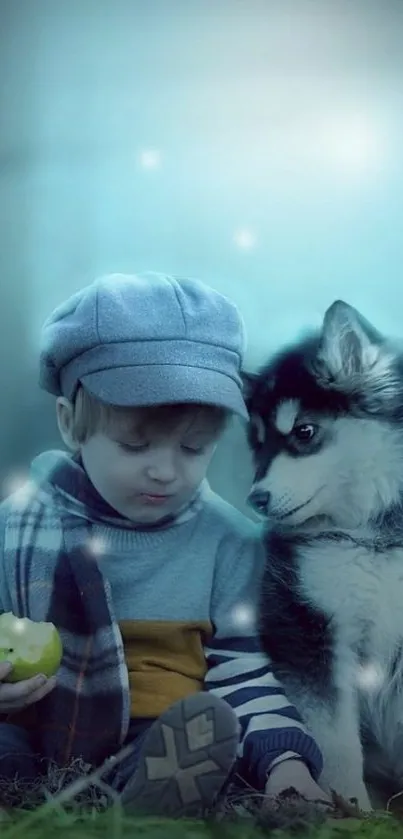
[292,423,317,442]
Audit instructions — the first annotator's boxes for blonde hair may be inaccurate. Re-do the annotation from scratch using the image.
[71,386,230,444]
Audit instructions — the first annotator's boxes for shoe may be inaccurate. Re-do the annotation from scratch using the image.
[120,692,240,818]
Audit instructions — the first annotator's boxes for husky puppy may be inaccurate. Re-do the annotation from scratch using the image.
[243,301,403,810]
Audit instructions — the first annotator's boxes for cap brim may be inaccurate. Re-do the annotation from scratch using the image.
[80,365,249,421]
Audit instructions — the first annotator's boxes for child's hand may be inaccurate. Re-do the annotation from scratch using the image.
[265,758,332,806]
[0,661,57,714]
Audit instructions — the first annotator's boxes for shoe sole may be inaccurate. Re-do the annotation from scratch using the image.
[120,693,240,818]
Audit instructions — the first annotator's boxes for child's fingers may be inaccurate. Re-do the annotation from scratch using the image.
[0,673,57,711]
[23,675,57,706]
[0,662,13,681]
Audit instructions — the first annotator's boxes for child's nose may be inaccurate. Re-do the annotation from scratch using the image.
[146,450,177,482]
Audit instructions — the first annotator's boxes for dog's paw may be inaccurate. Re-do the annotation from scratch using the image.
[321,775,372,812]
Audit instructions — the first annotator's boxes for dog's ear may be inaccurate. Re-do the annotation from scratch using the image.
[240,370,258,405]
[316,300,384,380]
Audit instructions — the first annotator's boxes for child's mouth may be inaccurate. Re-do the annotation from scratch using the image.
[139,494,172,505]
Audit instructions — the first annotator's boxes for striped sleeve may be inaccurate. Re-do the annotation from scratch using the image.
[204,534,323,790]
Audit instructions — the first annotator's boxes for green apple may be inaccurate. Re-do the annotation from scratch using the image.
[0,612,63,682]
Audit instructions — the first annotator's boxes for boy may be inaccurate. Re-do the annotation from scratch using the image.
[0,272,327,816]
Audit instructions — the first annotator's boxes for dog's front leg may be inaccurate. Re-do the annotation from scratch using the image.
[299,685,371,811]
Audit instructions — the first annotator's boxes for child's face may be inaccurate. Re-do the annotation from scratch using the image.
[79,414,220,524]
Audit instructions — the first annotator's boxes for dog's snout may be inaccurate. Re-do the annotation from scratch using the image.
[248,488,271,515]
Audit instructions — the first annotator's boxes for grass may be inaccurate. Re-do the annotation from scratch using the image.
[1,804,403,839]
[0,754,402,839]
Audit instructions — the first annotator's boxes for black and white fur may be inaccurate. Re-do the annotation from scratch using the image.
[243,300,403,810]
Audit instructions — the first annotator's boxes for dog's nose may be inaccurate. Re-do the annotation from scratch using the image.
[248,488,271,515]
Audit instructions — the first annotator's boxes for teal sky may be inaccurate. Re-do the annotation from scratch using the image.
[2,0,403,371]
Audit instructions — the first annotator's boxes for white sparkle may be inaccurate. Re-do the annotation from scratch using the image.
[315,111,387,179]
[231,603,256,630]
[356,662,384,691]
[138,149,162,170]
[86,536,107,557]
[233,228,257,250]
[2,472,37,507]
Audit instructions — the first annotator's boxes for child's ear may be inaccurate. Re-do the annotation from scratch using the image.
[56,397,79,451]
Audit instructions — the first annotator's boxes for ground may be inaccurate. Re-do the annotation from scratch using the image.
[0,758,402,839]
[1,778,403,839]
[1,806,403,839]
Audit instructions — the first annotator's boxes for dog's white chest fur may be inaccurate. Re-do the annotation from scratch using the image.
[296,536,403,804]
[299,538,403,664]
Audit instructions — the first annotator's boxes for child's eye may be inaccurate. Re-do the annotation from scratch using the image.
[117,442,206,455]
[181,445,204,455]
[118,442,148,453]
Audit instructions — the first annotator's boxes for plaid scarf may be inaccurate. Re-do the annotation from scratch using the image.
[2,451,206,768]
